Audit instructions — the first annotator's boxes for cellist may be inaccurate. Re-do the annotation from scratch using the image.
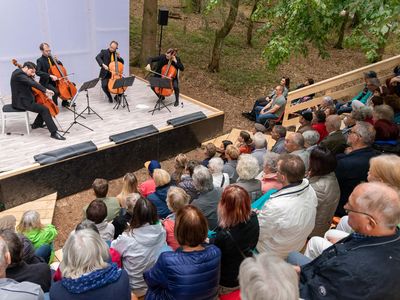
[36,43,69,108]
[95,41,124,103]
[145,48,184,107]
[10,62,65,140]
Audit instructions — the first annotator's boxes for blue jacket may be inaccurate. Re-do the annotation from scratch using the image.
[147,184,171,219]
[144,245,221,300]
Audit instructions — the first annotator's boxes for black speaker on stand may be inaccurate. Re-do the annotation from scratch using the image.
[158,8,169,55]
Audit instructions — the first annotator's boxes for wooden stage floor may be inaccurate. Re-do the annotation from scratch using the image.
[0,76,215,172]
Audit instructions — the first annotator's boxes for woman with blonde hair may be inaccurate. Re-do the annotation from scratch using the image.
[171,153,188,185]
[368,154,400,188]
[17,210,57,263]
[147,169,172,218]
[116,172,140,208]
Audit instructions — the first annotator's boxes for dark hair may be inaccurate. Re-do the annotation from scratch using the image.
[315,110,326,123]
[309,146,337,177]
[273,125,287,138]
[174,205,207,247]
[75,220,100,234]
[222,140,233,150]
[278,154,305,183]
[39,43,49,51]
[130,198,158,230]
[240,131,252,145]
[86,200,107,224]
[0,229,22,265]
[110,40,119,46]
[186,160,200,177]
[371,95,384,107]
[92,178,108,198]
[22,62,36,70]
[307,78,314,85]
[282,76,290,89]
[384,95,400,113]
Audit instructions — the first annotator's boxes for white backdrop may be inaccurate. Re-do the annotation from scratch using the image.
[0,0,130,95]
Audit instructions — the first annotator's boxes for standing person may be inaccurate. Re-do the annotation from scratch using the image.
[145,48,184,107]
[96,41,124,103]
[36,42,69,107]
[10,62,65,140]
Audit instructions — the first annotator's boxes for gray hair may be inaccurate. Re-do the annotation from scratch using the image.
[326,114,342,132]
[208,157,224,175]
[263,152,280,173]
[253,132,267,149]
[351,106,373,121]
[239,254,299,300]
[354,121,376,146]
[0,238,9,271]
[322,96,333,106]
[237,154,260,180]
[192,165,214,193]
[302,130,320,147]
[373,104,394,121]
[274,125,287,138]
[367,77,381,88]
[290,132,305,148]
[61,229,110,279]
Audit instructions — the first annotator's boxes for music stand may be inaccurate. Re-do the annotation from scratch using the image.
[148,77,173,115]
[112,76,135,112]
[63,78,99,136]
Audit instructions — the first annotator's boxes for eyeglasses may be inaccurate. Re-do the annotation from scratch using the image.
[344,204,378,225]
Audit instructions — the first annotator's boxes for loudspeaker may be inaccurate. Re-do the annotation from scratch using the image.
[158,8,169,26]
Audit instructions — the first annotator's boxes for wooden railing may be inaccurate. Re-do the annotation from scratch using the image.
[282,55,400,127]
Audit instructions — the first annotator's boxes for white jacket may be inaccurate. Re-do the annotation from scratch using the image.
[257,179,317,258]
[111,223,166,296]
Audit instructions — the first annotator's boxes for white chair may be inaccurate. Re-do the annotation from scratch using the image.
[0,96,30,135]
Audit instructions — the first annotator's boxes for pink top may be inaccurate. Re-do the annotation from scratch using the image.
[139,178,156,197]
[261,173,283,194]
[162,217,180,251]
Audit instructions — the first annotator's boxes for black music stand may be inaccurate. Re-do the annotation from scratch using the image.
[112,76,135,112]
[63,78,99,136]
[149,77,173,115]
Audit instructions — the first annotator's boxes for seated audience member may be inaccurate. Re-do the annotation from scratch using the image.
[303,130,320,153]
[236,131,253,154]
[320,96,335,115]
[116,173,140,208]
[112,193,140,239]
[311,110,328,142]
[384,94,400,124]
[335,121,380,216]
[222,145,240,183]
[293,78,315,103]
[296,182,400,300]
[208,157,230,189]
[202,143,217,167]
[217,140,233,163]
[170,153,188,185]
[147,169,172,219]
[254,85,287,125]
[111,198,166,298]
[17,210,57,264]
[144,205,221,299]
[373,104,399,141]
[0,239,44,300]
[251,132,267,170]
[235,154,262,202]
[252,123,267,135]
[256,151,282,195]
[162,187,190,251]
[388,65,400,96]
[83,178,120,222]
[308,146,340,237]
[284,132,310,171]
[178,160,200,201]
[342,106,374,141]
[371,95,384,107]
[297,111,313,134]
[271,125,287,154]
[365,77,381,106]
[212,185,259,294]
[50,229,130,300]
[1,230,50,292]
[320,115,347,155]
[192,165,223,230]
[239,254,299,300]
[257,155,317,258]
[86,200,115,243]
[139,160,161,197]
[341,113,356,140]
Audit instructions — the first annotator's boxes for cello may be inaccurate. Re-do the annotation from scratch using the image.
[48,54,77,101]
[108,51,127,95]
[153,49,178,97]
[12,59,59,117]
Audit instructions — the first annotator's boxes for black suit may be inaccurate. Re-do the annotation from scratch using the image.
[36,55,61,105]
[95,49,124,101]
[147,54,184,103]
[10,69,58,133]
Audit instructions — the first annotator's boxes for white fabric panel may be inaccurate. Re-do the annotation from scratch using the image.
[0,0,129,95]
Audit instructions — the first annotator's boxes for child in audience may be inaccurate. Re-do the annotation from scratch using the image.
[170,153,188,185]
[112,193,141,239]
[236,131,253,154]
[202,143,217,167]
[17,210,57,263]
[86,200,115,244]
[116,173,140,208]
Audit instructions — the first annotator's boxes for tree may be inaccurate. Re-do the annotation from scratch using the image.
[139,0,158,66]
[246,0,260,46]
[207,0,240,72]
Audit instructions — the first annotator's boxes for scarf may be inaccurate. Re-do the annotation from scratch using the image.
[61,263,121,294]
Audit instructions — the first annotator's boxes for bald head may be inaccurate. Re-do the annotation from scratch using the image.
[326,115,342,133]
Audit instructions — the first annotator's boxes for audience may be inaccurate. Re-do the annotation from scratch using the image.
[255,85,287,125]
[116,173,139,208]
[139,160,161,197]
[170,153,188,185]
[297,111,313,133]
[320,114,347,155]
[284,132,310,171]
[368,154,400,188]
[112,193,140,239]
[302,130,320,153]
[86,200,115,243]
[208,157,230,189]
[144,205,221,299]
[235,154,262,202]
[236,131,253,154]
[257,151,282,195]
[218,139,233,163]
[373,104,399,141]
[270,125,287,154]
[202,143,217,167]
[311,110,328,142]
[251,132,267,170]
[222,145,240,183]
[178,159,200,201]
[147,169,172,219]
[111,198,166,298]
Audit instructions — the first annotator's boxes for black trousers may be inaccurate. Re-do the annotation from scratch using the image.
[29,103,58,133]
[101,78,112,100]
[150,78,180,103]
[44,83,59,105]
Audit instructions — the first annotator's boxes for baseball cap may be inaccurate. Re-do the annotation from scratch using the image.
[144,160,161,174]
[300,111,313,122]
[364,70,377,78]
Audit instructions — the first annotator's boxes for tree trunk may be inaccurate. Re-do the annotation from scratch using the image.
[375,30,390,62]
[246,0,259,47]
[139,0,158,67]
[334,11,349,49]
[208,0,240,72]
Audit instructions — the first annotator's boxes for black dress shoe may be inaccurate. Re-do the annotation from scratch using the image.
[31,123,45,129]
[174,100,179,107]
[50,132,66,140]
[108,97,113,103]
[62,100,70,107]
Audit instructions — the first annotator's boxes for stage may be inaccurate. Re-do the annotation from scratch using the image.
[0,76,224,208]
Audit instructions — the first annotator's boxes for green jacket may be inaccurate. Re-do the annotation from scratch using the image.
[24,224,57,263]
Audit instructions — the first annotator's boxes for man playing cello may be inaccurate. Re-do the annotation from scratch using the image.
[145,48,184,107]
[10,62,65,140]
